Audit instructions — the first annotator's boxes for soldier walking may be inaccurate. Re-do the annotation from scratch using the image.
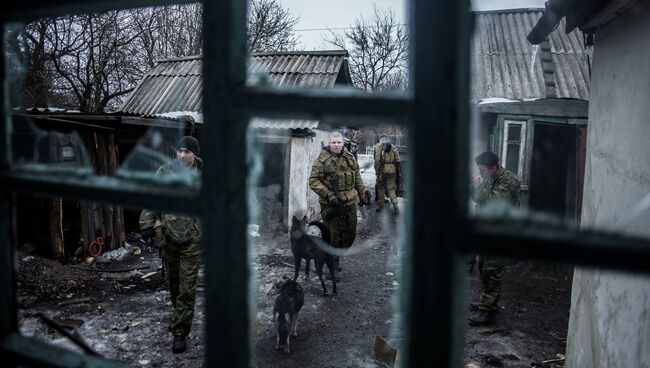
[468,151,520,326]
[373,134,401,215]
[309,131,370,271]
[140,136,203,353]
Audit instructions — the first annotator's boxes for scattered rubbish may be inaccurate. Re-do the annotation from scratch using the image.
[56,297,93,308]
[22,256,35,262]
[72,265,150,273]
[482,354,504,366]
[132,247,142,255]
[248,224,260,237]
[373,335,399,367]
[36,313,100,356]
[52,316,85,329]
[130,322,141,328]
[138,360,150,365]
[531,353,566,367]
[141,271,158,280]
[385,272,394,276]
[85,257,96,265]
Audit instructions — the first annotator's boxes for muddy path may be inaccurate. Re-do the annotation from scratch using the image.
[15,199,571,368]
[252,208,402,368]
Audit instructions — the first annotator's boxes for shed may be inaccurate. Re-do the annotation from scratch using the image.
[118,50,354,231]
[472,8,591,220]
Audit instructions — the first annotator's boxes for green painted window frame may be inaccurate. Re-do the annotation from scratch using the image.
[1,1,649,367]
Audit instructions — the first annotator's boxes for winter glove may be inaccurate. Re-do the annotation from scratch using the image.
[363,188,373,205]
[326,192,340,206]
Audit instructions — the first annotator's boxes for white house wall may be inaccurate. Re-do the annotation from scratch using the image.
[287,129,330,227]
[566,3,650,367]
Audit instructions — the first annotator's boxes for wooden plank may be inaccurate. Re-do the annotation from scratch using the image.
[49,198,65,260]
[479,99,589,118]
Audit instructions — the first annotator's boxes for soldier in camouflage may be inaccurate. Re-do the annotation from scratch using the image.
[140,136,203,353]
[309,131,370,271]
[469,151,520,326]
[374,134,401,215]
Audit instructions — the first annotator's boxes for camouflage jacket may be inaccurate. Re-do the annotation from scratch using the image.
[374,144,400,176]
[139,158,203,245]
[473,167,520,208]
[309,147,366,206]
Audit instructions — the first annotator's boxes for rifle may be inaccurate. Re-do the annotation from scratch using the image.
[375,145,385,202]
[329,171,347,247]
[395,160,403,197]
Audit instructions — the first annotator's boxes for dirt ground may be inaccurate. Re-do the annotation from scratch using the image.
[14,159,572,367]
[15,211,571,368]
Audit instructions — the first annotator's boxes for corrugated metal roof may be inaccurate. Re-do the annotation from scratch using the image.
[119,51,349,130]
[471,9,591,103]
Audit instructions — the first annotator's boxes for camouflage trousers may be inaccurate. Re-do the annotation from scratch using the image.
[165,240,202,337]
[321,203,358,248]
[478,257,505,312]
[377,174,398,205]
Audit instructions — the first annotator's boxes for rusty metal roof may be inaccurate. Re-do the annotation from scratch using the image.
[119,51,350,130]
[471,9,591,103]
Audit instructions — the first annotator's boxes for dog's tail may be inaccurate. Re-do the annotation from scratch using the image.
[307,220,330,243]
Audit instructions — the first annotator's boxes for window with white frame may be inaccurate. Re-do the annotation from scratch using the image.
[501,120,526,179]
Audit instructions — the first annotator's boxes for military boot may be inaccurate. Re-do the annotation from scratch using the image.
[391,201,399,216]
[468,310,496,326]
[375,204,383,212]
[172,336,187,353]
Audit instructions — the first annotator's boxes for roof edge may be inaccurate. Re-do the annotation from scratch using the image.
[472,7,544,14]
[156,55,202,63]
[251,49,348,57]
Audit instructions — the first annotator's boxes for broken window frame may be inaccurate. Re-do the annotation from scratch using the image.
[1,1,650,367]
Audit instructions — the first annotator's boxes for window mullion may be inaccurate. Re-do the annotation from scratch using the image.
[0,23,16,337]
[1,0,196,23]
[202,0,249,367]
[0,172,202,215]
[235,86,411,123]
[406,1,470,367]
[467,219,650,272]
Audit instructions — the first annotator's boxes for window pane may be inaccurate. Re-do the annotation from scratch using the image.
[247,118,407,366]
[14,192,206,365]
[504,143,520,174]
[4,5,204,190]
[507,125,521,142]
[245,0,409,94]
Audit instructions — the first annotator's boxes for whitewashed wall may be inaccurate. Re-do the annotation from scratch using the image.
[566,3,650,367]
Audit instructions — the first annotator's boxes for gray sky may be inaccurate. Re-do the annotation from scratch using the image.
[278,0,545,50]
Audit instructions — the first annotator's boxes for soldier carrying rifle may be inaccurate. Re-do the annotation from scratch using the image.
[374,134,401,215]
[309,131,371,272]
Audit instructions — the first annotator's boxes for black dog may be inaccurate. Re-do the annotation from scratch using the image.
[290,216,337,296]
[273,280,304,353]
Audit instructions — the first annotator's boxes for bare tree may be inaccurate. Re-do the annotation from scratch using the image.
[247,0,299,52]
[15,1,299,112]
[326,6,408,91]
[40,12,148,112]
[130,4,203,68]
